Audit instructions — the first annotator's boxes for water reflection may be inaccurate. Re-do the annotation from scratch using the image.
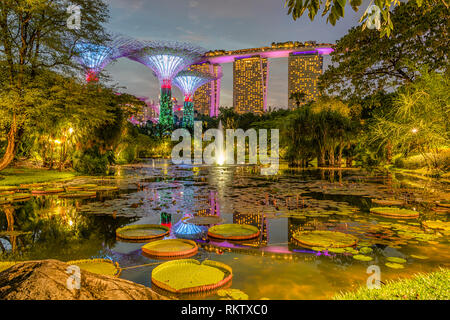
[0,162,448,299]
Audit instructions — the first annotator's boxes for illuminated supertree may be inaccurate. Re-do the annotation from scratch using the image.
[173,70,220,129]
[126,41,205,128]
[73,35,138,83]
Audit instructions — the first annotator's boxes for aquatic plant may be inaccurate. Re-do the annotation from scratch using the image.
[151,259,232,293]
[207,224,260,240]
[293,230,358,248]
[116,224,169,240]
[66,259,121,277]
[142,239,198,258]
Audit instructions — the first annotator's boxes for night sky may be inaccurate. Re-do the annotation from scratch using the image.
[104,0,369,108]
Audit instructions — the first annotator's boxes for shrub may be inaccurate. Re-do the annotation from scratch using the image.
[73,147,109,175]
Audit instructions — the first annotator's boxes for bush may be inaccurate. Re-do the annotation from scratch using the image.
[394,149,450,171]
[73,147,109,175]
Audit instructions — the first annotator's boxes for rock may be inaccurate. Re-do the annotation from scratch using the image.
[0,259,168,300]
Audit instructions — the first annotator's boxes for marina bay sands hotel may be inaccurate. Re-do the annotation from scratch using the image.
[190,41,333,116]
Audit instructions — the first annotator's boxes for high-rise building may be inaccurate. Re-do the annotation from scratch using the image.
[288,52,323,109]
[188,62,222,117]
[233,55,268,115]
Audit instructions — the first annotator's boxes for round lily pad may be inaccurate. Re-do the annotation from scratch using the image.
[353,254,373,262]
[410,254,428,260]
[385,262,404,269]
[188,215,223,226]
[116,224,170,241]
[359,247,373,254]
[31,187,64,195]
[327,247,346,253]
[66,259,121,277]
[208,224,260,240]
[58,191,97,199]
[94,186,119,192]
[370,207,419,219]
[142,239,198,258]
[386,257,406,264]
[422,220,450,232]
[151,259,233,293]
[6,193,32,201]
[0,186,18,191]
[66,184,97,191]
[292,230,358,248]
[0,261,17,273]
[371,199,404,206]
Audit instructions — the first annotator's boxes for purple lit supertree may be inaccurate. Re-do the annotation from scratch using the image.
[126,41,205,128]
[73,34,138,83]
[173,70,221,129]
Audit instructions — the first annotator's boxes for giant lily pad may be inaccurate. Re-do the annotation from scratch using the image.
[387,257,406,264]
[58,191,97,199]
[353,254,373,262]
[151,259,232,293]
[370,207,419,219]
[371,199,404,206]
[208,224,260,240]
[0,261,17,273]
[422,220,450,232]
[385,262,404,269]
[31,187,64,195]
[293,230,358,248]
[116,224,169,241]
[142,239,198,258]
[66,259,121,277]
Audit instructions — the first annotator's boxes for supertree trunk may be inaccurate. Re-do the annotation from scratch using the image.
[159,85,174,129]
[183,98,194,129]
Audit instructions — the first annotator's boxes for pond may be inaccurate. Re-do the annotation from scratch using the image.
[1,159,449,299]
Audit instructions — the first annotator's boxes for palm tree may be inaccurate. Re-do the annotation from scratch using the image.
[289,92,307,108]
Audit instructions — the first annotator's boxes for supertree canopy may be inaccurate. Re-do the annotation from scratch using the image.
[126,41,205,128]
[74,35,138,82]
[173,70,220,129]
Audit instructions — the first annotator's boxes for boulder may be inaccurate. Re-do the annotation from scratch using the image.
[0,259,168,300]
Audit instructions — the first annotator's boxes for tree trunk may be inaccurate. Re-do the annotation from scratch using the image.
[0,114,17,171]
[337,144,343,168]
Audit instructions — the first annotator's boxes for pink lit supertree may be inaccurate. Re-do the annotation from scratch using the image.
[173,70,221,129]
[126,41,205,128]
[73,34,138,83]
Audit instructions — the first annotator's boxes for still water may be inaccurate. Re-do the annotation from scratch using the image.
[1,159,449,299]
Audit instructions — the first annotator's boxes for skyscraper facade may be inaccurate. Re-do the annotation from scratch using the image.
[288,52,323,109]
[233,55,268,115]
[188,62,222,117]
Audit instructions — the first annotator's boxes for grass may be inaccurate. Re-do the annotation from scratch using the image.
[334,268,450,300]
[0,168,76,186]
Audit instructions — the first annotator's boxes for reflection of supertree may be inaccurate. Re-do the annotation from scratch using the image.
[127,41,205,128]
[173,70,220,129]
[73,35,137,82]
[160,212,172,230]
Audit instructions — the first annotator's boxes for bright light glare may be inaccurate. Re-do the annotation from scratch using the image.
[216,153,225,165]
[411,128,418,133]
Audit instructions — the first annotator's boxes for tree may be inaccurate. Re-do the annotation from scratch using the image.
[320,2,449,99]
[289,92,307,108]
[368,68,449,170]
[0,0,109,170]
[284,0,447,37]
